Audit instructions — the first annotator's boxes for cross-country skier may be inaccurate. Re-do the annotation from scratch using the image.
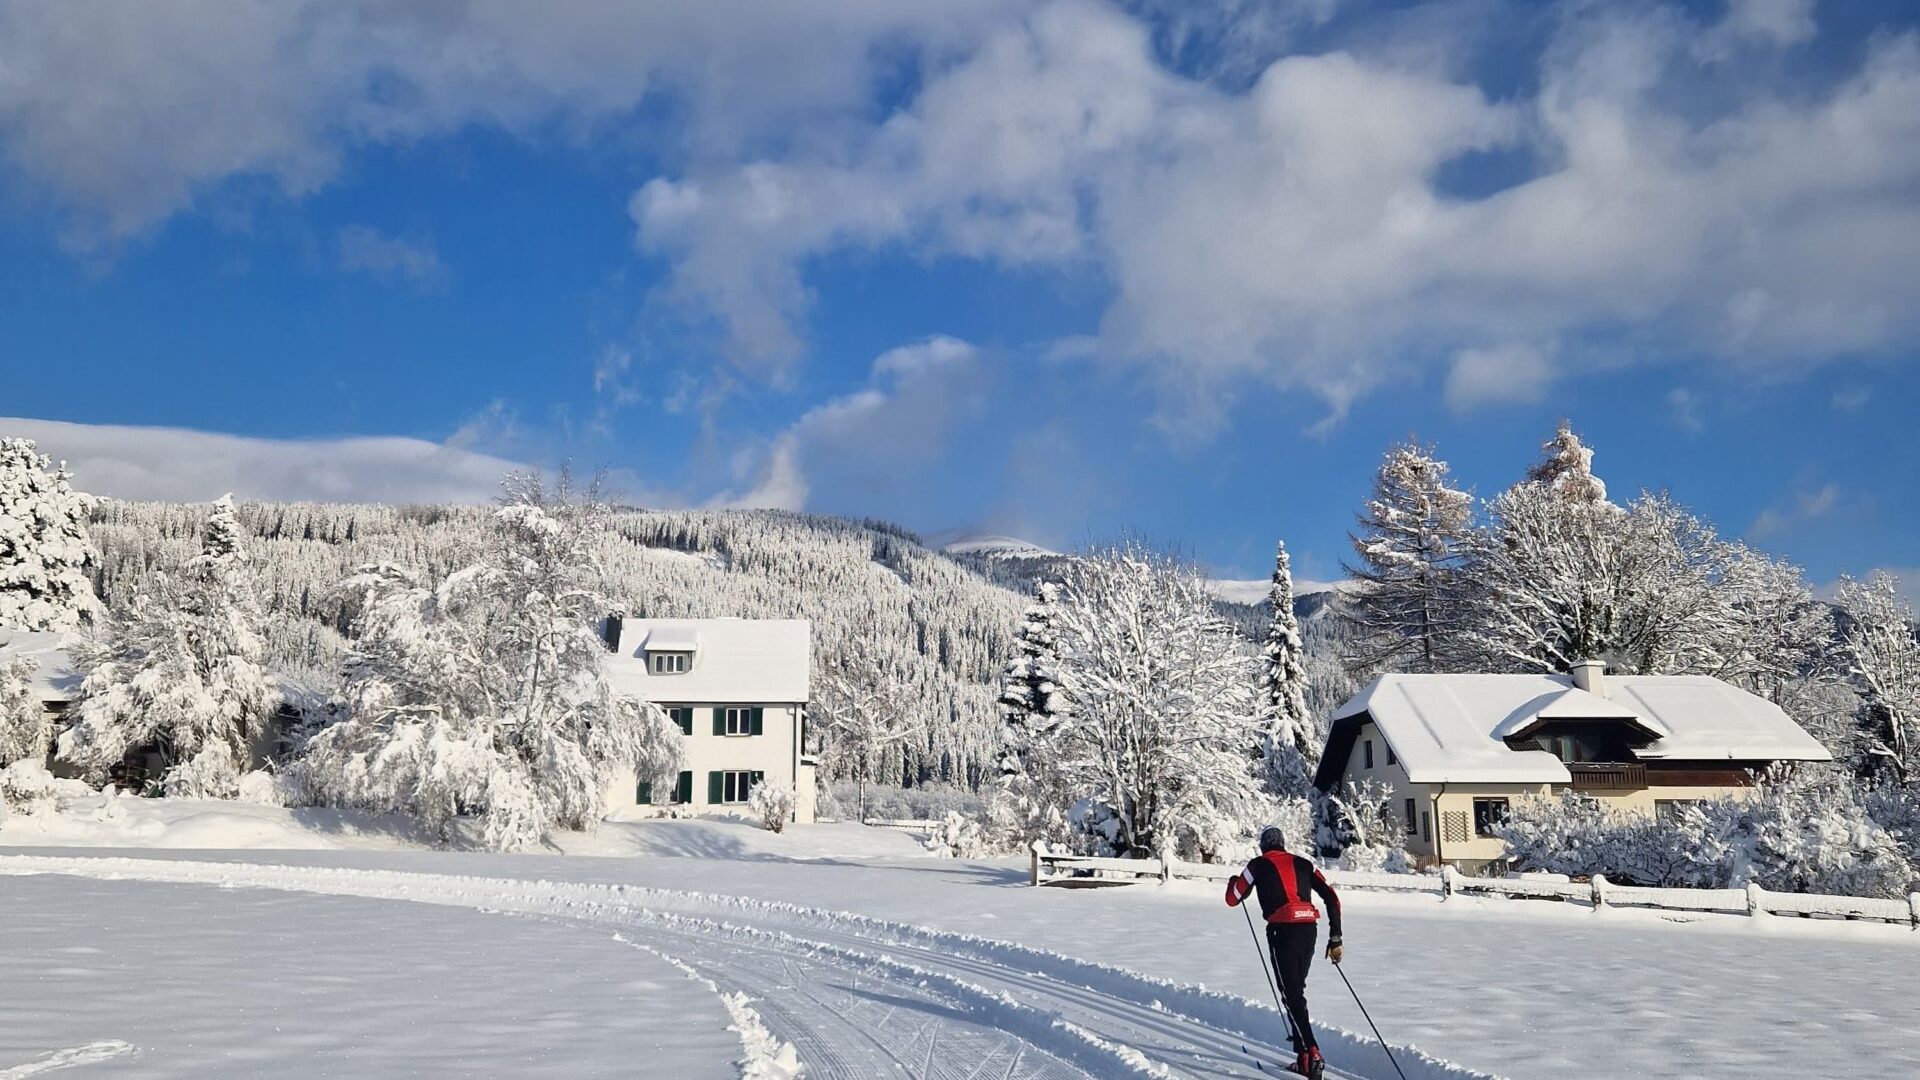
[1226,825,1343,1079]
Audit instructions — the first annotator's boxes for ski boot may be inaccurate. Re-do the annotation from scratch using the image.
[1305,1047,1326,1080]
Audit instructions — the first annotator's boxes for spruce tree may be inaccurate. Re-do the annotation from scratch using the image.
[997,580,1068,778]
[1343,440,1474,674]
[0,438,101,631]
[1259,541,1317,795]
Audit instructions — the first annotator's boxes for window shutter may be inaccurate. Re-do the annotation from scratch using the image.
[677,709,692,736]
[712,708,725,736]
[708,771,723,805]
[636,780,652,805]
[676,771,692,804]
[750,707,764,736]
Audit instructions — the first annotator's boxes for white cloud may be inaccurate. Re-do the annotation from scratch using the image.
[1,416,528,504]
[337,225,444,287]
[1831,385,1872,412]
[1666,386,1703,431]
[1445,344,1554,411]
[709,336,986,511]
[1750,481,1842,537]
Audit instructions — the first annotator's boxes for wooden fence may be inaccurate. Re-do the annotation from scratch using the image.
[1029,845,1920,928]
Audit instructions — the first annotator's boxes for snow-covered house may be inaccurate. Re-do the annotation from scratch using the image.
[1314,661,1832,873]
[602,617,816,825]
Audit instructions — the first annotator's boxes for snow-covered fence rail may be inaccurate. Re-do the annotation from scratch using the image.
[1030,846,1920,928]
[863,817,942,833]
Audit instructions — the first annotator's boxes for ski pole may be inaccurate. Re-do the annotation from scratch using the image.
[1240,902,1305,1052]
[1332,959,1409,1080]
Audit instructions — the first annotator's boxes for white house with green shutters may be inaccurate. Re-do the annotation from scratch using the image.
[602,617,816,825]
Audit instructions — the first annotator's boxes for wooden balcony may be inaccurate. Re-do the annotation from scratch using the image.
[1567,762,1647,792]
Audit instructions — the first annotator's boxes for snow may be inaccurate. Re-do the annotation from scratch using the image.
[0,630,80,703]
[1205,578,1348,607]
[6,804,1916,1079]
[940,535,1061,559]
[1329,672,1831,786]
[608,618,810,704]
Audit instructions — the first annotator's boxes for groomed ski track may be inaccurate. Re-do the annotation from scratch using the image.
[0,855,1494,1080]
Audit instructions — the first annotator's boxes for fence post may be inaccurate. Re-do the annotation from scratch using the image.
[1030,840,1044,887]
[1440,864,1458,900]
[1159,856,1172,884]
[1909,892,1919,931]
[1745,880,1766,918]
[1591,873,1609,910]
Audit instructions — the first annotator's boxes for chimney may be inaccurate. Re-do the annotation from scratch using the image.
[1570,659,1607,697]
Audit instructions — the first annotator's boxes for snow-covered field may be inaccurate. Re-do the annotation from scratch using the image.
[4,805,1917,1079]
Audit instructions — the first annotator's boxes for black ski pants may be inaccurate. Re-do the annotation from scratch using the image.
[1266,922,1319,1051]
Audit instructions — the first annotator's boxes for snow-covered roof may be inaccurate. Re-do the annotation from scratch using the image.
[1316,671,1831,789]
[0,629,83,704]
[607,618,810,704]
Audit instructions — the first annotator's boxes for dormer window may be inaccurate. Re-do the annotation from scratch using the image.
[650,651,691,675]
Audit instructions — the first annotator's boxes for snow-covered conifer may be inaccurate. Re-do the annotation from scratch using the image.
[0,437,100,631]
[998,580,1069,776]
[1043,542,1268,860]
[298,473,685,850]
[0,656,45,767]
[1834,573,1920,783]
[1259,541,1318,796]
[1524,421,1608,505]
[61,494,275,797]
[1343,440,1473,674]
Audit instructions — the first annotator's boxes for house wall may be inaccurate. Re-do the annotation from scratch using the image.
[603,704,815,825]
[1332,721,1426,854]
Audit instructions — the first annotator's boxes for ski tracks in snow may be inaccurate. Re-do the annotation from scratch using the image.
[0,856,1485,1080]
[0,1042,136,1078]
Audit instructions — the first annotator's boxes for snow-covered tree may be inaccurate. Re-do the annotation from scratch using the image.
[1041,543,1269,860]
[1834,573,1920,784]
[61,494,275,797]
[0,656,45,767]
[998,580,1069,776]
[747,780,797,833]
[0,437,100,631]
[1317,778,1411,873]
[1710,552,1838,718]
[1343,440,1474,675]
[1524,420,1608,505]
[816,659,924,822]
[298,474,685,850]
[1259,541,1318,796]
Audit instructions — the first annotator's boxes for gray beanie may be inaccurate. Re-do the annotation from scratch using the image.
[1258,826,1287,853]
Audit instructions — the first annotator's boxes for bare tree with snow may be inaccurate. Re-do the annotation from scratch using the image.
[61,495,275,797]
[1834,573,1920,784]
[1040,542,1269,860]
[298,473,685,850]
[1524,420,1608,505]
[0,437,100,631]
[816,659,924,822]
[1343,440,1474,675]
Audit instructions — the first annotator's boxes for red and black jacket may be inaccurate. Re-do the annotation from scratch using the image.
[1225,851,1342,942]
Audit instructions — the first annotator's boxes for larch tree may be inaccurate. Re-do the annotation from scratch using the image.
[1343,440,1474,675]
[1042,543,1268,860]
[1524,420,1608,505]
[1834,574,1920,784]
[61,494,276,796]
[0,437,100,631]
[298,473,685,850]
[1259,540,1317,796]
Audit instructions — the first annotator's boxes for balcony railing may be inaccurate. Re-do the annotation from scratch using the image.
[1567,762,1647,792]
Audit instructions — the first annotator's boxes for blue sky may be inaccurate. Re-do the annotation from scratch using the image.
[1,0,1916,590]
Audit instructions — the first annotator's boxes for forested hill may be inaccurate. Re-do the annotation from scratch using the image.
[86,501,1028,789]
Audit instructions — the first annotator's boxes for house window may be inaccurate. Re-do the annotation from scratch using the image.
[668,707,694,735]
[1655,799,1697,825]
[650,651,691,674]
[1473,798,1510,838]
[724,707,753,736]
[1421,811,1431,843]
[712,770,764,804]
[1386,743,1397,767]
[1404,798,1417,837]
[1363,740,1374,769]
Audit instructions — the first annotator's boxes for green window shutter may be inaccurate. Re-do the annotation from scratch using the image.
[676,771,692,804]
[712,708,725,736]
[750,707,764,736]
[636,780,652,805]
[675,708,692,735]
[708,771,723,805]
